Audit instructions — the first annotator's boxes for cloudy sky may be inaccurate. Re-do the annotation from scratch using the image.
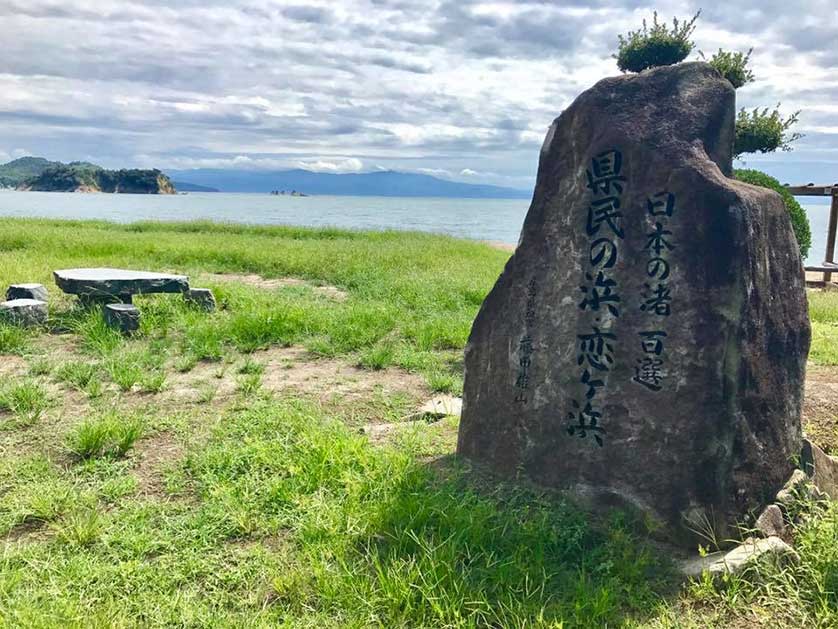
[1,0,836,189]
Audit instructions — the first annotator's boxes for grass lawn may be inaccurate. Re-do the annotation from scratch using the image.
[1,218,838,627]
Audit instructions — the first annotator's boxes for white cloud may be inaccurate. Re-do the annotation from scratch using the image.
[418,167,453,177]
[295,157,364,173]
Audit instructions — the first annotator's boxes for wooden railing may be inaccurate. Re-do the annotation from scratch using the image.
[786,184,838,285]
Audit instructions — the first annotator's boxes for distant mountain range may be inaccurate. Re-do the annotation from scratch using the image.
[170,180,220,193]
[1,157,175,194]
[166,168,531,198]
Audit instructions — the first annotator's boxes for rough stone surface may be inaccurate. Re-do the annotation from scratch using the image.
[54,268,188,300]
[801,437,838,500]
[104,303,140,334]
[707,537,799,577]
[6,283,48,302]
[0,299,47,327]
[755,504,787,540]
[775,469,812,507]
[184,287,217,312]
[457,63,810,547]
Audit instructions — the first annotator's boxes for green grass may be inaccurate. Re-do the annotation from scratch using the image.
[55,360,98,390]
[0,218,506,387]
[0,322,30,354]
[2,397,669,626]
[66,412,144,460]
[1,217,838,626]
[0,379,50,425]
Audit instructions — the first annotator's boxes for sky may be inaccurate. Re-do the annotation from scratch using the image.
[1,0,836,190]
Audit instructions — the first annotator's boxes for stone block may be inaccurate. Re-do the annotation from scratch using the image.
[6,283,48,302]
[755,504,787,540]
[0,298,47,327]
[706,537,799,578]
[801,437,838,500]
[104,303,140,334]
[184,287,216,312]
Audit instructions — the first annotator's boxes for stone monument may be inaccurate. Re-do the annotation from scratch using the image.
[457,62,810,546]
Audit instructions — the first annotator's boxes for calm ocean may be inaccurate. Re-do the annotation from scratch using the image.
[0,190,830,264]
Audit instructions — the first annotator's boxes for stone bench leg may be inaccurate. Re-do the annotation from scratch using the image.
[104,303,140,334]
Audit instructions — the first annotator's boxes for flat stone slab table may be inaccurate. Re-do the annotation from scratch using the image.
[54,268,189,304]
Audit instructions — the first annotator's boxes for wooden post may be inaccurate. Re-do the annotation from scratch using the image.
[827,190,838,284]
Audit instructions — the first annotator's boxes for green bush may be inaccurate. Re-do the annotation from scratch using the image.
[735,107,802,156]
[702,48,754,88]
[735,169,811,259]
[615,11,699,73]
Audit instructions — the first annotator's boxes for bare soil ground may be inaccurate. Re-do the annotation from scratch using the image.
[802,363,838,453]
[200,272,348,301]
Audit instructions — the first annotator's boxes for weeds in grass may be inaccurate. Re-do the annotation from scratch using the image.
[237,357,265,375]
[28,357,52,376]
[70,311,123,356]
[358,341,395,371]
[426,370,458,394]
[139,371,167,393]
[67,412,144,459]
[197,383,218,403]
[236,373,262,396]
[0,379,50,424]
[0,322,30,354]
[55,360,98,390]
[51,507,102,547]
[84,378,104,399]
[8,479,75,527]
[174,354,198,373]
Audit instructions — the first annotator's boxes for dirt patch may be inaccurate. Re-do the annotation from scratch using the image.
[803,363,838,453]
[161,346,429,413]
[200,273,348,301]
[484,241,515,252]
[0,355,28,378]
[1,518,51,546]
[131,431,186,498]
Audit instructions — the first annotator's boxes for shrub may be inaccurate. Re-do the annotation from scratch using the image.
[702,48,754,88]
[735,107,802,156]
[615,11,699,73]
[734,169,811,259]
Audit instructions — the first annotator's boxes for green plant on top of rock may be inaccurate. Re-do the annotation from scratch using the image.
[615,13,803,159]
[735,169,811,259]
[614,11,700,72]
[700,48,754,88]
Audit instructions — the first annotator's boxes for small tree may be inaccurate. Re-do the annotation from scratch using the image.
[734,106,802,157]
[614,11,700,73]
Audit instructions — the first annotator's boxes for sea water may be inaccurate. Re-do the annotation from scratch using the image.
[0,190,830,264]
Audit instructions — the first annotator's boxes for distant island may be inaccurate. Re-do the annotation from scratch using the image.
[0,157,176,194]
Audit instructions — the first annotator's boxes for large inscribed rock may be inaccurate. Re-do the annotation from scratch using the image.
[457,63,810,546]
